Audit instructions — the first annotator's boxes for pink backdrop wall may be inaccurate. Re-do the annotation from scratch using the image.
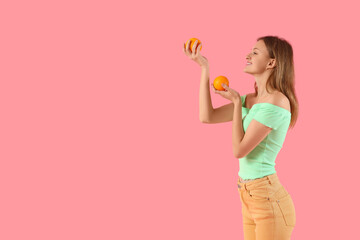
[1,0,359,239]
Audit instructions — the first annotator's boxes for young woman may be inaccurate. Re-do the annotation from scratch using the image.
[183,35,299,240]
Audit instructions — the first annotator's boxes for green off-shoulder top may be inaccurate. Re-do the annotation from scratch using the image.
[238,94,292,180]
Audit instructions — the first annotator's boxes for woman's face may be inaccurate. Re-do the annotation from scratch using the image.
[243,40,275,75]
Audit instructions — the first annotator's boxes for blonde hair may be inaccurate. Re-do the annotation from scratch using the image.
[254,35,299,129]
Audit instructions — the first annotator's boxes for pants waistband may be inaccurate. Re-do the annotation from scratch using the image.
[237,173,279,191]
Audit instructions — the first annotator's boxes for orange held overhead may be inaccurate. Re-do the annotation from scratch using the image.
[213,76,229,91]
[185,38,202,53]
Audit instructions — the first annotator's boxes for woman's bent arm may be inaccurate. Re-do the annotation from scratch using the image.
[199,66,214,122]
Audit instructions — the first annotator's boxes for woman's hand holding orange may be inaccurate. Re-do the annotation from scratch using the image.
[183,39,209,68]
[211,83,242,105]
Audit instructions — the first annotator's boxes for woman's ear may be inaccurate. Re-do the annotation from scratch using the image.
[266,59,276,70]
[270,58,276,68]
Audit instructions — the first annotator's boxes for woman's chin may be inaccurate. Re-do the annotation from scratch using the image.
[243,69,252,75]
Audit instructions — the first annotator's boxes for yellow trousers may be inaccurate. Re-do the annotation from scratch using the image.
[237,173,296,240]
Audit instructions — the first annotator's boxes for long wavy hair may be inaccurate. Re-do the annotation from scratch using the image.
[253,35,299,129]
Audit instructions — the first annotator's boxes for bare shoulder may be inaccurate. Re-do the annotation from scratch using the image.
[243,92,256,108]
[245,91,290,112]
[269,91,291,111]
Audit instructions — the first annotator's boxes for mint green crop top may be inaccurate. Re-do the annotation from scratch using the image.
[238,94,292,180]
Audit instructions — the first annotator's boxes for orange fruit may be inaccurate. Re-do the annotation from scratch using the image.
[213,76,229,91]
[185,38,202,53]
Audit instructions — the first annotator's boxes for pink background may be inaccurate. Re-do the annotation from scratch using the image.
[1,0,359,239]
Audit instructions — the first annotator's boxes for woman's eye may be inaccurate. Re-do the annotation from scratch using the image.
[253,52,257,54]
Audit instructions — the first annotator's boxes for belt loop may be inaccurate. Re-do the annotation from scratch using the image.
[267,175,273,185]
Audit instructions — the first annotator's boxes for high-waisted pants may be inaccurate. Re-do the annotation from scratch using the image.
[237,173,296,240]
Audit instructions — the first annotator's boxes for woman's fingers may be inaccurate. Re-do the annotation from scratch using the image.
[184,42,190,54]
[183,40,207,69]
[192,40,200,57]
[195,43,201,57]
[184,40,190,54]
[192,40,197,53]
[211,84,220,94]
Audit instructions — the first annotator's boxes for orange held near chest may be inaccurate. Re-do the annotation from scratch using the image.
[213,76,229,91]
